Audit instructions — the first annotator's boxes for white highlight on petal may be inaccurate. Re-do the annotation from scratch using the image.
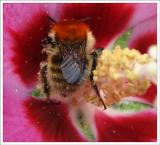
[148,45,157,60]
[133,45,157,85]
[134,62,157,84]
[145,62,157,84]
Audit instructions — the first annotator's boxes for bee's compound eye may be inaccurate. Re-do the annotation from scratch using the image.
[51,40,57,48]
[42,36,52,44]
[47,36,53,42]
[45,36,52,43]
[42,36,57,48]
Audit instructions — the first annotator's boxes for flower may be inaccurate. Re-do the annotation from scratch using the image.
[3,3,157,142]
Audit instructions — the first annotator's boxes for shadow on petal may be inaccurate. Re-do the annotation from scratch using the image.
[24,98,88,142]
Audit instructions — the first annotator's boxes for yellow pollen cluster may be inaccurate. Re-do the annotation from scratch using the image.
[91,46,151,106]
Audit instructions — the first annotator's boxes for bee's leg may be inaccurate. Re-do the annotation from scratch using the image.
[90,71,107,110]
[39,62,51,102]
[41,48,53,55]
[90,49,107,110]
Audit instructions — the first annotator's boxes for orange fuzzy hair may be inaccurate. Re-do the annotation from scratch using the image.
[52,20,89,40]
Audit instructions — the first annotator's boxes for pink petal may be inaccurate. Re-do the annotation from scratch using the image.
[128,4,157,28]
[95,109,157,142]
[128,16,157,53]
[4,37,42,141]
[3,82,42,141]
[59,3,134,47]
[4,4,51,85]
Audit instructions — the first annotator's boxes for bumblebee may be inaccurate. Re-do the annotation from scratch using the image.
[38,17,106,109]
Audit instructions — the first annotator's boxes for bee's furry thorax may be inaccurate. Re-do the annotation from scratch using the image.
[38,19,96,99]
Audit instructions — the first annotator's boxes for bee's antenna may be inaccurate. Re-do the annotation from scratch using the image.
[79,17,91,22]
[47,16,57,24]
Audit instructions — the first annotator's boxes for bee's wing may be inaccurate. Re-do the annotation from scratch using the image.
[60,55,82,84]
[60,39,86,84]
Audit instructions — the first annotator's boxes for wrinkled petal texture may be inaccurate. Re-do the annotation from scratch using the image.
[4,3,157,142]
[95,109,157,142]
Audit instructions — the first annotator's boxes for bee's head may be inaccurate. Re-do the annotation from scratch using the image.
[47,17,96,84]
[48,18,95,53]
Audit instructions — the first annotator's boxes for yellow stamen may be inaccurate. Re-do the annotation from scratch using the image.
[87,45,155,107]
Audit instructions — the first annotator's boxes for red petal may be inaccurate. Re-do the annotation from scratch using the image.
[8,12,51,85]
[95,110,157,142]
[60,4,134,47]
[24,98,87,142]
[130,32,156,54]
[137,83,157,104]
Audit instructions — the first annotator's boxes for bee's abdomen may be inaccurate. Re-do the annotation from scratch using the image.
[48,54,63,82]
[50,53,63,65]
[48,53,78,96]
